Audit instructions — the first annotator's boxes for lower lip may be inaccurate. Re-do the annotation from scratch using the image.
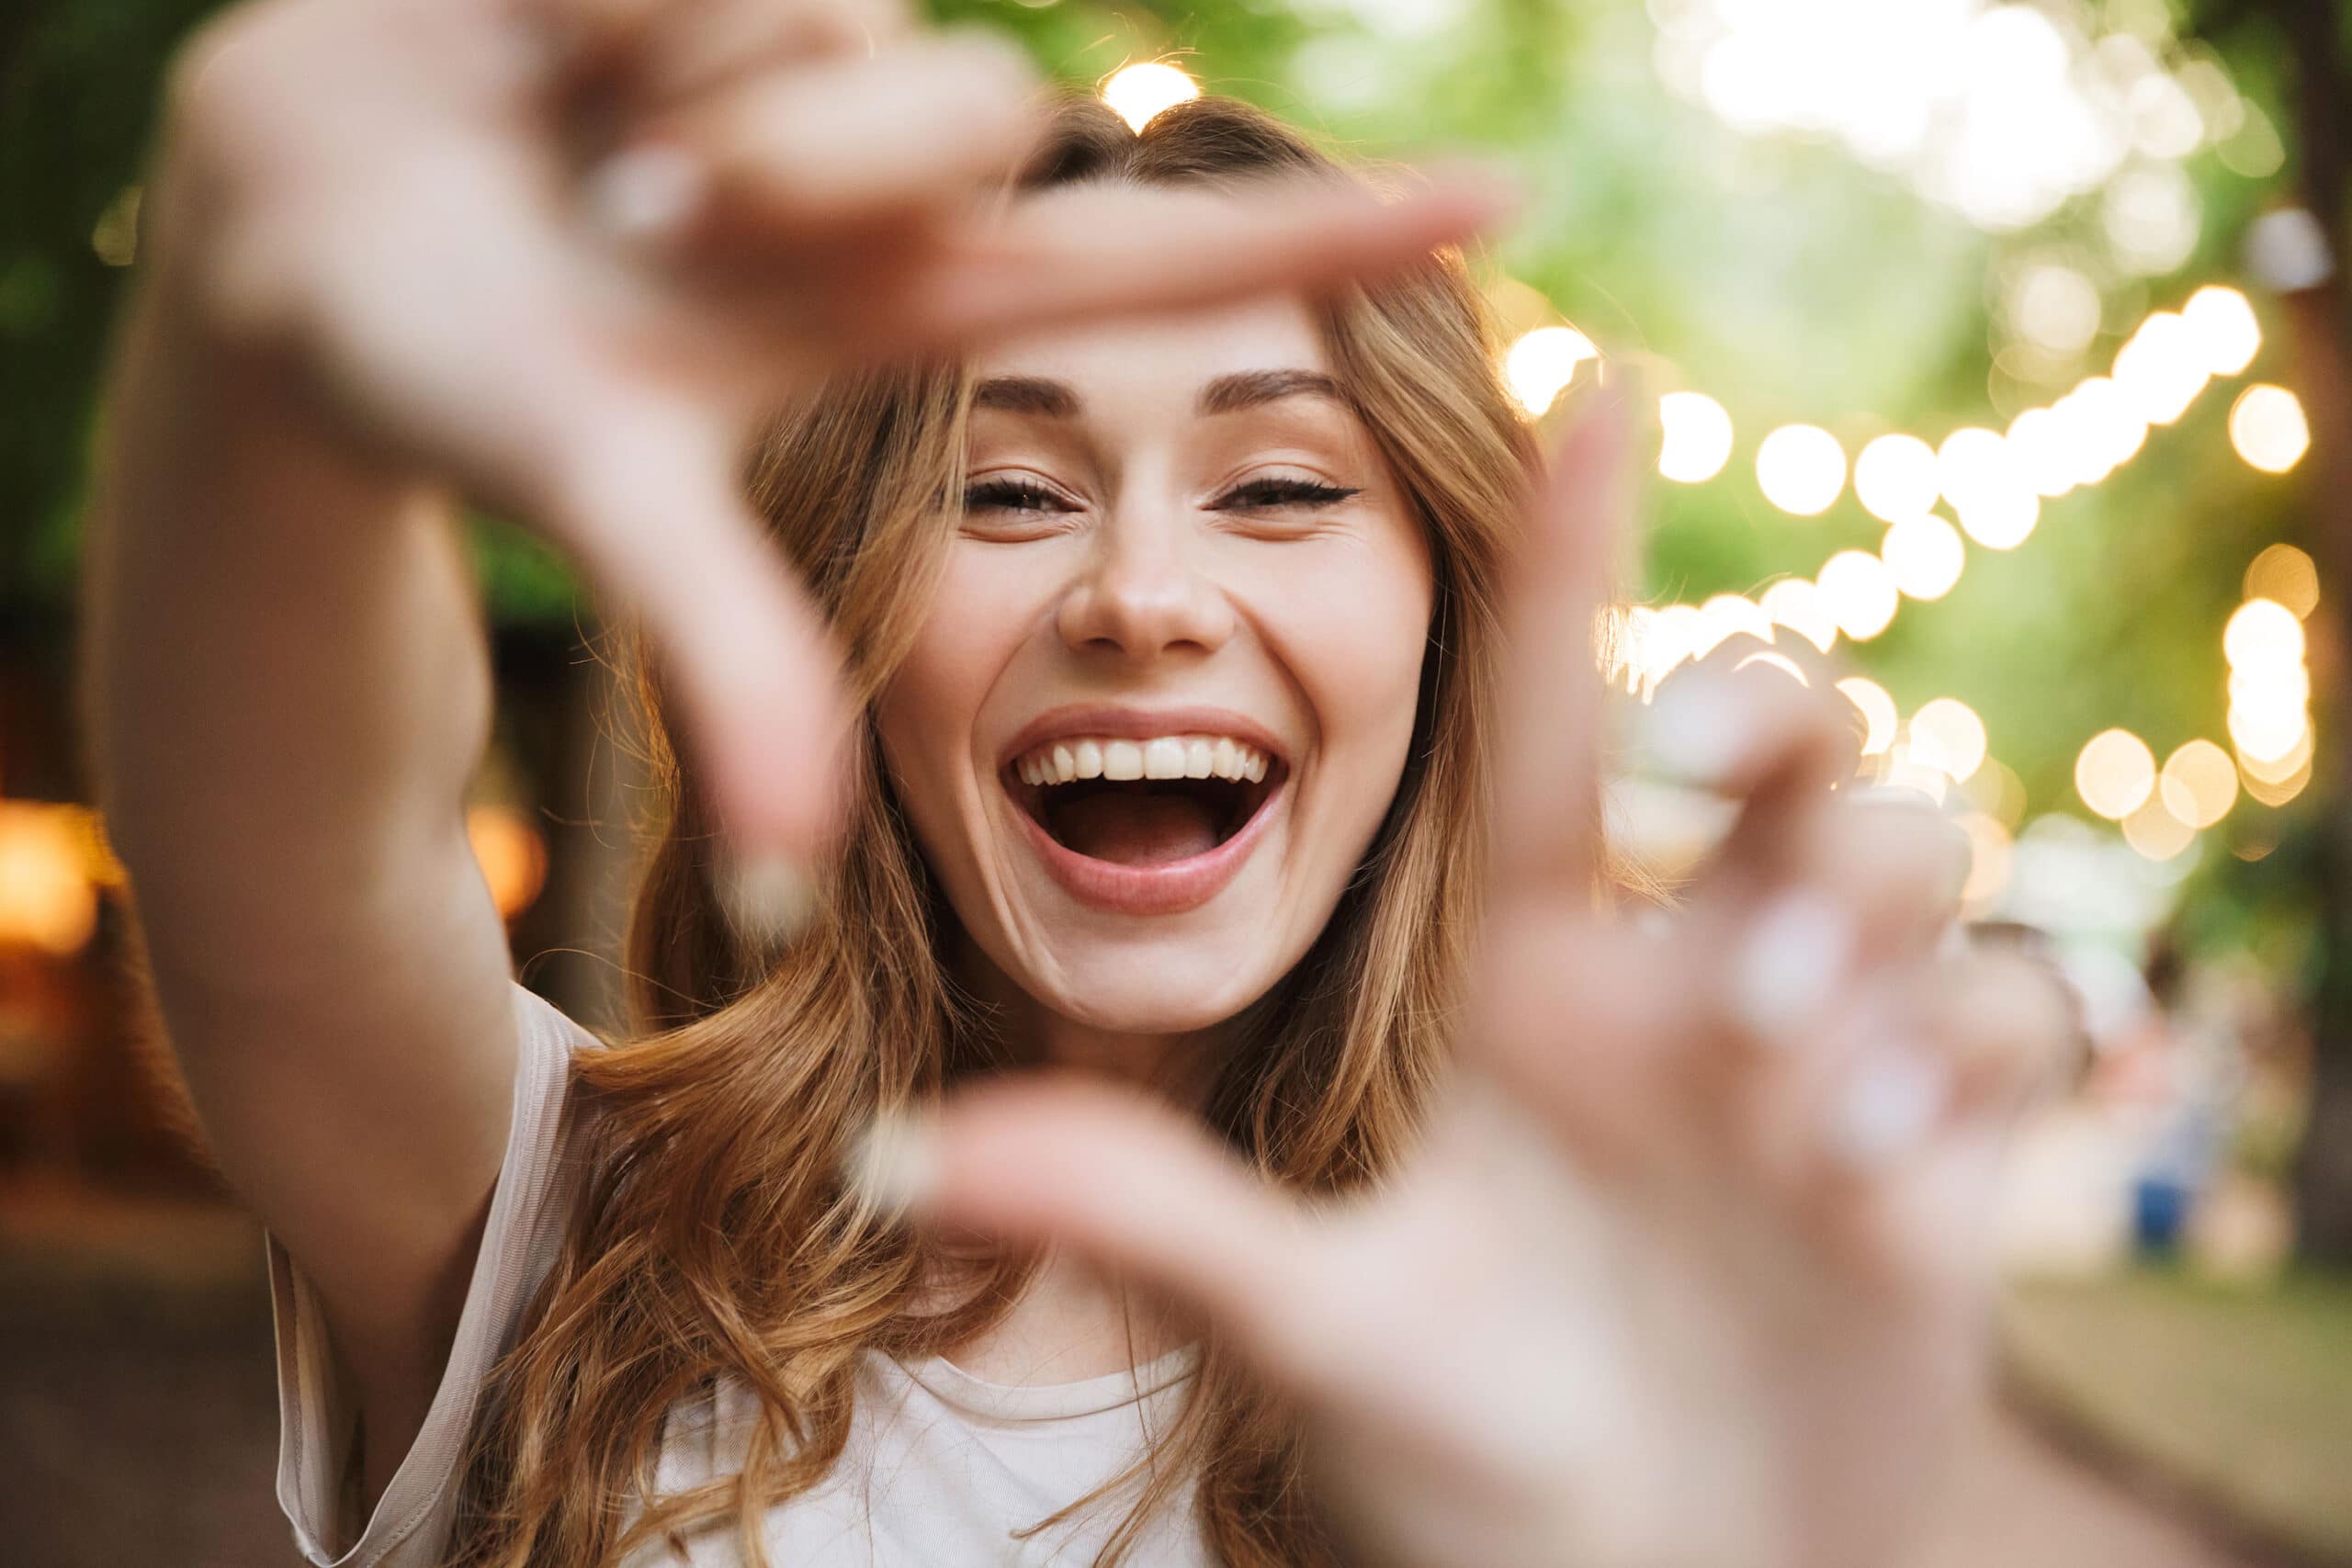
[1012,780,1285,916]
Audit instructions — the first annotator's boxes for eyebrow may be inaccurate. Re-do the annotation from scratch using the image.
[968,368,1347,421]
[972,377,1079,417]
[1198,368,1347,416]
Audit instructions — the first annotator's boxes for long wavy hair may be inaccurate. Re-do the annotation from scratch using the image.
[448,94,1540,1567]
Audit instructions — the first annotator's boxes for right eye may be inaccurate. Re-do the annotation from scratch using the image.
[963,477,1074,515]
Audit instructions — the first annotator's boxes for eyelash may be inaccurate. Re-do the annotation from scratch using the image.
[959,476,1363,515]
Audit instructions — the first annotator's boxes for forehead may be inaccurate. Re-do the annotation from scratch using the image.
[968,294,1330,396]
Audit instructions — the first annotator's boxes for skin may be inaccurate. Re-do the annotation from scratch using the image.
[876,292,1431,1077]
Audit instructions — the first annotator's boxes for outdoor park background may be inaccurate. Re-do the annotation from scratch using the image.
[4,0,2351,1562]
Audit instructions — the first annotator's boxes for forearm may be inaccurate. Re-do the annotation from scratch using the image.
[79,254,496,1002]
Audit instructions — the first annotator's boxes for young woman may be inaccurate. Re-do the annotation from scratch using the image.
[83,0,2066,1564]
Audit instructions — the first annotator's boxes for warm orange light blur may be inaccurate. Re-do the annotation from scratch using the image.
[468,805,548,921]
[2244,543,2320,620]
[0,802,101,956]
[2242,743,2312,806]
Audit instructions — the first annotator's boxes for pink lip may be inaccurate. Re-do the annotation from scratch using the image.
[998,704,1292,918]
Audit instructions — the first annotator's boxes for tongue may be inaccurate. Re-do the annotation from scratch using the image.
[1053,791,1223,866]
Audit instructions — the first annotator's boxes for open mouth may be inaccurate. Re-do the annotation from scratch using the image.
[1005,738,1286,868]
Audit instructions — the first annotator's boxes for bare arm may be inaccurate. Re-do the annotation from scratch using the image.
[82,230,520,1486]
[80,309,512,1543]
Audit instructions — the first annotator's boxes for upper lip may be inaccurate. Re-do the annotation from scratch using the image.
[998,704,1292,773]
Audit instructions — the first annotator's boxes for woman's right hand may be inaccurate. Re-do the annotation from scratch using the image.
[146,0,1506,872]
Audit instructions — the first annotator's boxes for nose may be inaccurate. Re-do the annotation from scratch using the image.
[1055,506,1236,664]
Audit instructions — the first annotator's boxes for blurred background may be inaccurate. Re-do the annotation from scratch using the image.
[4,0,2350,1562]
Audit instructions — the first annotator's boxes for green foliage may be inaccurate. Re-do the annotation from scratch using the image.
[2,0,2324,962]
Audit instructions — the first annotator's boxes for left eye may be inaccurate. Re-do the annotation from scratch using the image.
[1213,477,1363,511]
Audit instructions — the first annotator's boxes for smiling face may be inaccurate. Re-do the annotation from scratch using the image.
[872,293,1436,1039]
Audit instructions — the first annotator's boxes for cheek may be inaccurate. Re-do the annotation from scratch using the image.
[1257,528,1435,769]
[874,547,1040,829]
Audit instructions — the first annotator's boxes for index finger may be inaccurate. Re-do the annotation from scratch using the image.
[889,170,1516,349]
[1489,380,1638,898]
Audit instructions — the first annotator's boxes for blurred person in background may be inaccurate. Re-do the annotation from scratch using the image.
[77,0,2068,1564]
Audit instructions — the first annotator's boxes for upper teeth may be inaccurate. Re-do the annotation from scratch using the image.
[1015,736,1272,786]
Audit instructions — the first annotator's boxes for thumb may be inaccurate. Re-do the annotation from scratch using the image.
[528,389,852,909]
[857,1078,1340,1390]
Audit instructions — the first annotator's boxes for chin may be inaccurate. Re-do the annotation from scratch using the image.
[1012,923,1301,1037]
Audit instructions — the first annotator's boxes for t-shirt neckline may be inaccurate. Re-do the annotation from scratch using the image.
[896,1343,1202,1423]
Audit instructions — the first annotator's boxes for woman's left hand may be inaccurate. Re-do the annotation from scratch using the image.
[871,388,2072,1568]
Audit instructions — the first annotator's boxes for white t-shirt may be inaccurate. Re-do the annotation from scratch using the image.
[266,982,1211,1567]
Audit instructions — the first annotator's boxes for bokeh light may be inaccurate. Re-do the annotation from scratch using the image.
[2223,598,2306,670]
[1759,578,1838,653]
[1756,424,1847,515]
[1882,513,1966,600]
[1505,326,1600,416]
[1835,675,1898,756]
[2121,786,2198,861]
[2161,739,2238,829]
[2110,310,2209,426]
[0,802,100,956]
[1939,426,2040,549]
[1910,697,1988,782]
[1102,62,1202,132]
[467,805,548,921]
[1964,756,2030,829]
[2075,728,2156,819]
[2009,264,2102,354]
[1816,549,1898,639]
[2244,544,2320,620]
[2242,734,2314,806]
[1854,433,1940,522]
[2181,284,2261,375]
[1657,391,1735,482]
[2229,384,2311,474]
[2005,407,2077,499]
[2228,696,2308,765]
[1693,592,1773,657]
[2055,377,2150,484]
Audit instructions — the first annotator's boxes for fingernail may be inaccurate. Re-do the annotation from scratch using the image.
[1729,892,1854,1050]
[1634,670,1754,790]
[1828,1046,1950,1168]
[844,1110,939,1217]
[717,849,816,951]
[583,144,707,243]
